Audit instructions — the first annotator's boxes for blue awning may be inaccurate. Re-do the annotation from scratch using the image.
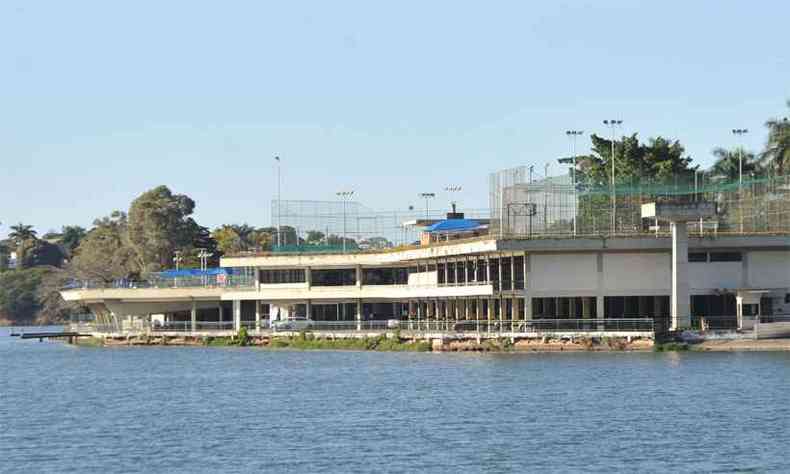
[424,219,481,233]
[154,268,232,278]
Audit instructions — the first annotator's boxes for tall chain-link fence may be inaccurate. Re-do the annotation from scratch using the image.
[491,166,790,238]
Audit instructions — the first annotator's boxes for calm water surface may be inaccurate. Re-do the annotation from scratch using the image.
[1,328,789,473]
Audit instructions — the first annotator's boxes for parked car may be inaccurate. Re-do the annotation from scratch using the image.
[453,321,479,332]
[272,318,313,332]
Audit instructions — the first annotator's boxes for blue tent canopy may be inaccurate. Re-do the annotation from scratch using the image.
[154,268,233,278]
[424,219,481,233]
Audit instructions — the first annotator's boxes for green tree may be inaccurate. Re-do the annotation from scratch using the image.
[709,147,760,181]
[760,102,790,175]
[212,225,243,255]
[60,225,87,255]
[127,186,201,273]
[70,212,138,282]
[306,230,326,243]
[0,268,48,324]
[579,134,695,186]
[8,223,37,244]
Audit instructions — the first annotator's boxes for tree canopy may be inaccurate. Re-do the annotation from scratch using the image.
[578,134,696,186]
[127,186,202,273]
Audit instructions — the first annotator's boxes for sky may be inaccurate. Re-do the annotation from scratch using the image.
[1,0,788,238]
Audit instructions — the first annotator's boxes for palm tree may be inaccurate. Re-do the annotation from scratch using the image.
[709,147,759,182]
[760,101,790,175]
[8,223,37,245]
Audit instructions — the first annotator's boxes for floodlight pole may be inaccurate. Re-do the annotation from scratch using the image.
[275,156,282,248]
[419,192,435,221]
[566,130,583,236]
[732,129,748,233]
[604,120,623,235]
[336,191,355,253]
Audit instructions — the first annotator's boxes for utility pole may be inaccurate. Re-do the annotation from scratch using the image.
[566,130,583,236]
[604,120,623,234]
[336,191,355,253]
[732,129,748,233]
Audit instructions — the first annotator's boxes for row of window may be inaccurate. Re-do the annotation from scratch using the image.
[688,251,743,263]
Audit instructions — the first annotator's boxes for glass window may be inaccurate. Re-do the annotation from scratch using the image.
[709,252,742,262]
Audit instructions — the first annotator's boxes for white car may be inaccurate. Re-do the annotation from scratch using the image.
[272,318,313,332]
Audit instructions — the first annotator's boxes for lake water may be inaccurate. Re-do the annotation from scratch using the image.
[2,328,790,473]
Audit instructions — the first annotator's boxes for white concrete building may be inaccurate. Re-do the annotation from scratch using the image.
[61,233,790,338]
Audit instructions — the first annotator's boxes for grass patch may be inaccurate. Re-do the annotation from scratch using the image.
[654,342,690,352]
[268,333,431,352]
[74,336,104,347]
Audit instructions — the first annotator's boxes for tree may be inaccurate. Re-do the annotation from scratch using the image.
[127,186,201,273]
[579,134,696,186]
[0,267,48,324]
[8,223,37,244]
[709,147,760,182]
[306,230,326,244]
[60,226,87,255]
[70,212,138,282]
[36,266,85,324]
[212,225,243,255]
[760,101,790,175]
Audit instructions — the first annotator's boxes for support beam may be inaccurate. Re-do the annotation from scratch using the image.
[671,221,691,329]
[255,300,261,331]
[191,300,197,332]
[233,300,241,331]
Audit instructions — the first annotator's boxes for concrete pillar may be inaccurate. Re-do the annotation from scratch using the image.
[454,260,459,286]
[671,221,691,329]
[306,300,312,320]
[356,299,362,330]
[444,259,450,286]
[218,303,224,325]
[510,255,515,290]
[569,297,577,319]
[485,256,491,283]
[191,300,197,332]
[487,298,494,321]
[255,268,261,291]
[498,254,503,291]
[233,300,241,331]
[525,296,532,320]
[255,300,261,331]
[306,267,312,289]
[356,266,362,288]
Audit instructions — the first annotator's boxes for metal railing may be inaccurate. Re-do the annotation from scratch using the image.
[70,318,654,335]
[63,275,256,291]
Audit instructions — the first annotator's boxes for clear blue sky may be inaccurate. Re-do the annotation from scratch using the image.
[1,0,788,238]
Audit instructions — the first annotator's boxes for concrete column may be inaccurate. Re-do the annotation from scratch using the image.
[487,298,494,321]
[191,300,197,332]
[569,297,577,319]
[525,296,532,320]
[306,300,311,320]
[524,253,529,290]
[444,259,450,286]
[454,260,459,286]
[498,254,503,291]
[356,266,362,288]
[485,256,491,283]
[671,221,691,329]
[255,268,261,291]
[233,300,241,331]
[306,267,312,289]
[356,299,362,330]
[255,300,261,331]
[218,303,224,325]
[510,255,515,290]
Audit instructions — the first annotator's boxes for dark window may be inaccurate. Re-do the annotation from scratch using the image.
[709,252,742,262]
[785,293,790,304]
[311,269,357,286]
[688,252,708,262]
[259,269,306,284]
[362,267,409,285]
